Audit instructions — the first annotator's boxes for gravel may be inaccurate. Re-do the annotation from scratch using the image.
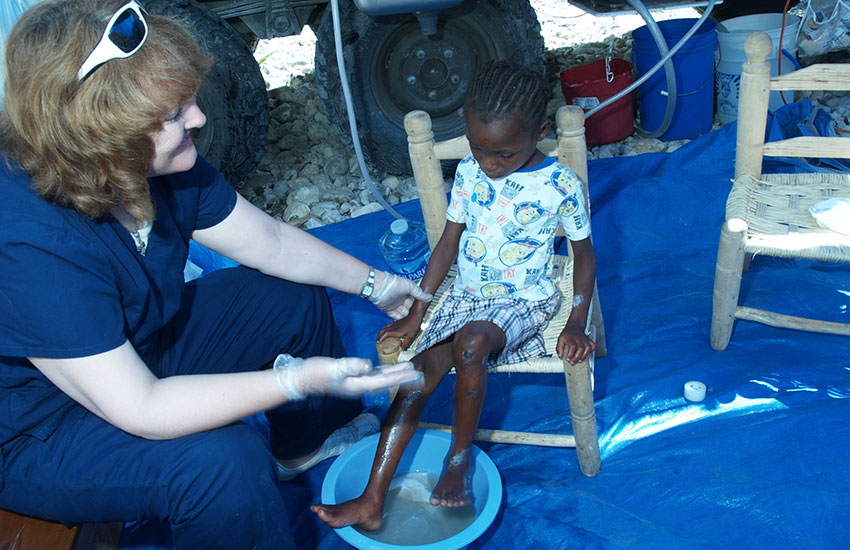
[243,1,848,228]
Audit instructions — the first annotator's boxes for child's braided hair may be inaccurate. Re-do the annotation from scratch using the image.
[464,59,549,132]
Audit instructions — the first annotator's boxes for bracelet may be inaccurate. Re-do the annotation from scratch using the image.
[359,266,376,298]
[272,353,306,401]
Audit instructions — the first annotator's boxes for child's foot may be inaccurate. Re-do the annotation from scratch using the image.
[430,450,473,508]
[311,496,384,531]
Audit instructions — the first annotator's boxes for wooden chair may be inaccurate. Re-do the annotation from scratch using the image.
[710,31,850,350]
[0,508,121,550]
[377,105,605,477]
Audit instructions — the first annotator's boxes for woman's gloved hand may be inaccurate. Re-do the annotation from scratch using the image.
[369,270,432,319]
[273,354,424,400]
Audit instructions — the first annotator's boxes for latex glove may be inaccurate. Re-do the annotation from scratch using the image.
[273,354,424,400]
[369,270,432,320]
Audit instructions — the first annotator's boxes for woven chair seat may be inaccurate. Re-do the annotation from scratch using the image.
[399,254,576,374]
[726,172,850,262]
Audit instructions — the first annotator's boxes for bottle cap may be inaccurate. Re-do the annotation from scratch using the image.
[391,219,409,234]
[684,381,706,402]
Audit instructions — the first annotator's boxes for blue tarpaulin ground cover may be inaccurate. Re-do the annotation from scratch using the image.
[120,102,850,549]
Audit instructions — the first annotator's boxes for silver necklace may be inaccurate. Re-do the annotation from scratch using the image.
[130,229,147,256]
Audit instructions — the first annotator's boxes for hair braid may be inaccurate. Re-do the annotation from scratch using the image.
[464,59,549,131]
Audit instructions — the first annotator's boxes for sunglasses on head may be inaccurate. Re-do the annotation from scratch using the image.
[77,1,148,81]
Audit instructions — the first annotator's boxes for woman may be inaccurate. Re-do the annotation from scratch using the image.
[0,1,430,548]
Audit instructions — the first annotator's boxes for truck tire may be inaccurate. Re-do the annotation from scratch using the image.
[145,0,269,188]
[315,0,544,176]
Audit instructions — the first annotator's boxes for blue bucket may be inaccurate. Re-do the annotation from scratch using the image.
[321,429,502,550]
[632,18,718,140]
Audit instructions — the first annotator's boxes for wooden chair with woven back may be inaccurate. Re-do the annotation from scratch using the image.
[710,30,850,350]
[376,104,606,477]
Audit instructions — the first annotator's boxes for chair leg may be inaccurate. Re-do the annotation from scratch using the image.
[590,283,607,358]
[563,354,601,477]
[711,219,747,350]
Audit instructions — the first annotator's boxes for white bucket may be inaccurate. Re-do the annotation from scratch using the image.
[715,14,801,124]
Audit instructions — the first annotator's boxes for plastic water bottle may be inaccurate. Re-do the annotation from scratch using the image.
[379,219,431,282]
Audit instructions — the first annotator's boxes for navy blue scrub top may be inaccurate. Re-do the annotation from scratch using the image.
[0,155,237,446]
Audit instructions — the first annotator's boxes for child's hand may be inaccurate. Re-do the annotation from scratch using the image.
[377,314,422,350]
[556,324,596,364]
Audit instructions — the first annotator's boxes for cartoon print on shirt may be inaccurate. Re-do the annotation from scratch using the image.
[480,265,504,282]
[471,179,496,206]
[551,167,577,196]
[559,196,579,217]
[462,236,487,264]
[500,220,526,241]
[514,201,545,225]
[480,281,516,298]
[499,237,542,267]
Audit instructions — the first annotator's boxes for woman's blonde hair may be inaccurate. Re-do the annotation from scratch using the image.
[0,0,212,221]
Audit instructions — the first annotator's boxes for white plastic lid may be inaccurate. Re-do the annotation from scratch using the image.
[390,219,409,234]
[684,381,706,402]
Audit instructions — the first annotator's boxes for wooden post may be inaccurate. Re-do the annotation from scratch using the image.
[563,353,601,476]
[735,31,772,180]
[557,105,607,358]
[376,337,402,364]
[710,218,748,350]
[405,110,448,250]
[418,423,577,447]
[376,337,403,402]
[557,105,588,187]
[734,307,850,335]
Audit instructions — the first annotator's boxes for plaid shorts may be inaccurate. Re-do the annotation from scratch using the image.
[415,289,561,367]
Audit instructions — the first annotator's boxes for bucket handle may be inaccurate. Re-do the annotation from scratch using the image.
[782,48,802,70]
[605,36,615,83]
[643,70,715,98]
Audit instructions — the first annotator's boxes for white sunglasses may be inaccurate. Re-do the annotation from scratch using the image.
[77,1,148,81]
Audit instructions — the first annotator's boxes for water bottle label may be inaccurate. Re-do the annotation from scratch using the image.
[386,250,431,282]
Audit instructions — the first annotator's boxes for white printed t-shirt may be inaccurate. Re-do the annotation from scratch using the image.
[447,154,590,302]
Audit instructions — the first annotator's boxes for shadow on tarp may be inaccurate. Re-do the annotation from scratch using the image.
[119,102,850,549]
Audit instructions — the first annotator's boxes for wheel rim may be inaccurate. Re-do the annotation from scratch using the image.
[369,16,499,138]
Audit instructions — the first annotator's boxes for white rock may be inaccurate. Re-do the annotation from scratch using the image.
[303,217,325,229]
[288,185,321,207]
[283,201,310,222]
[272,181,290,200]
[324,157,349,179]
[351,202,384,218]
[382,175,400,192]
[312,201,344,224]
[358,189,373,205]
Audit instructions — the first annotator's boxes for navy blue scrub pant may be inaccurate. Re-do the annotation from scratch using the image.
[0,267,362,549]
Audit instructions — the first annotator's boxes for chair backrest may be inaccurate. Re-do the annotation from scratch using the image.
[735,30,850,180]
[404,105,590,249]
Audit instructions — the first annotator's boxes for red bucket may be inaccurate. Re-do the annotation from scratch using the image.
[559,58,634,146]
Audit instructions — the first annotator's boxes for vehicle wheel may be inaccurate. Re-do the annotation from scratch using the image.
[315,0,544,176]
[145,0,269,188]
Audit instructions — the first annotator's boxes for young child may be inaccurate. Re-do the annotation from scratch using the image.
[312,59,597,529]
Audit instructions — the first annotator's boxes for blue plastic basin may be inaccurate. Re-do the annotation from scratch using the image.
[321,429,502,550]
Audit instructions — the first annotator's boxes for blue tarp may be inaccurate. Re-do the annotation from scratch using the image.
[120,102,850,548]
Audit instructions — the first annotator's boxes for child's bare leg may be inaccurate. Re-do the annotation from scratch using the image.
[431,321,504,508]
[311,342,454,530]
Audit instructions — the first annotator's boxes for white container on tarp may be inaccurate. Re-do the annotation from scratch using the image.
[716,14,801,124]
